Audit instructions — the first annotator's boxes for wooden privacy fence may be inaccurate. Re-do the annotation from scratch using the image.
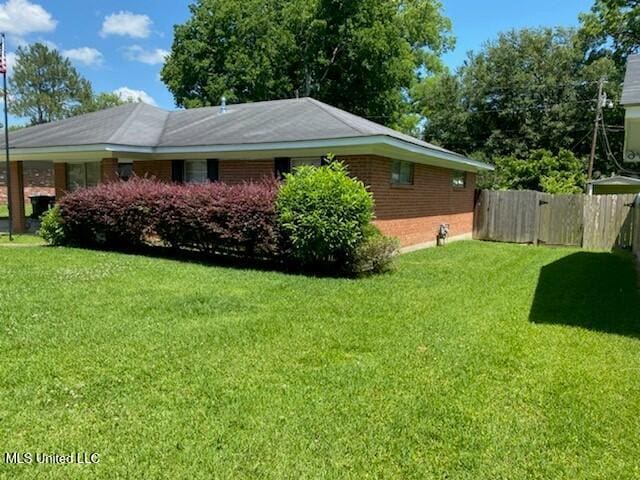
[474,190,639,251]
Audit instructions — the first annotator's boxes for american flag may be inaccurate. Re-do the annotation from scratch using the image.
[0,34,6,75]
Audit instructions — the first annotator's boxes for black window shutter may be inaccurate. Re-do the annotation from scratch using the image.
[274,157,291,179]
[171,160,185,183]
[207,159,219,182]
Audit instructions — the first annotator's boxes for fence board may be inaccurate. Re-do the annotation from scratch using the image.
[538,194,583,246]
[473,190,538,243]
[474,190,639,251]
[583,194,636,250]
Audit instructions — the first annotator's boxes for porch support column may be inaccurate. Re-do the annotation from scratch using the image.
[8,161,26,233]
[54,163,67,200]
[101,158,118,183]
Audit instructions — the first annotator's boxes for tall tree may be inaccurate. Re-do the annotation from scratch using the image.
[417,28,622,176]
[76,92,130,115]
[580,0,640,65]
[10,43,94,125]
[161,0,453,126]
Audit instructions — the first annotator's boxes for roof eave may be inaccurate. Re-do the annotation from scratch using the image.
[6,135,494,172]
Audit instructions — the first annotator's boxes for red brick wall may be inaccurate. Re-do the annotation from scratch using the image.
[342,155,476,247]
[119,156,477,248]
[0,186,55,204]
[0,161,53,189]
[219,160,274,184]
[1,161,55,203]
[131,159,276,184]
[101,158,119,183]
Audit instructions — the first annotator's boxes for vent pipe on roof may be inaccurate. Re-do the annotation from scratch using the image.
[220,96,227,114]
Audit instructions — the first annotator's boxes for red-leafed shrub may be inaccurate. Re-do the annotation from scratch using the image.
[151,180,281,257]
[46,161,398,275]
[58,178,164,248]
[56,178,282,259]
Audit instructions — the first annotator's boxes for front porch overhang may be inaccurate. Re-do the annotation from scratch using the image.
[6,135,493,173]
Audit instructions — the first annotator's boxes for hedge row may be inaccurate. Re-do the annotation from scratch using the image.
[41,162,399,275]
[56,178,282,259]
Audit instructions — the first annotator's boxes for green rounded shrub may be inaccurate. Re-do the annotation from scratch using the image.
[38,205,67,246]
[276,159,374,268]
[349,224,400,275]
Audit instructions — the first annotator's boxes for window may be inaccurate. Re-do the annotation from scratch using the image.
[207,159,219,182]
[291,157,323,169]
[391,160,414,185]
[171,160,185,183]
[275,158,291,179]
[185,160,208,183]
[67,162,100,191]
[118,162,133,181]
[452,171,467,188]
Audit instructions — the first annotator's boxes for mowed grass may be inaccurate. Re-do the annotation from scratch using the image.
[0,241,639,479]
[0,233,45,245]
[0,203,33,219]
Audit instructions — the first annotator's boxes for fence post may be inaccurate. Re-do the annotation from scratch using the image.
[533,192,541,246]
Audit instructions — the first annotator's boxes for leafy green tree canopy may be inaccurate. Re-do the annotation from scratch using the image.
[417,28,622,174]
[9,43,93,125]
[76,92,130,115]
[580,0,640,65]
[161,0,454,126]
[8,43,132,125]
[484,149,587,194]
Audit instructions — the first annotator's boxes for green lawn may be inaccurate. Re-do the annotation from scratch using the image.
[0,233,45,245]
[0,242,639,479]
[0,203,33,219]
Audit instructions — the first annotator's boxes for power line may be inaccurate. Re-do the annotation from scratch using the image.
[600,115,640,176]
[601,132,639,177]
[463,99,598,115]
[469,79,602,93]
[572,128,595,151]
[364,98,605,120]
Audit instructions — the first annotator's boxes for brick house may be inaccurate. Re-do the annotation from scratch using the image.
[0,161,54,204]
[2,98,492,247]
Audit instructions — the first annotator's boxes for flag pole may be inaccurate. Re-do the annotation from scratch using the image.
[1,33,11,241]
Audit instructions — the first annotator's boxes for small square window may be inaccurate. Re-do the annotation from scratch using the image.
[275,157,292,179]
[85,162,100,187]
[185,160,207,183]
[291,158,322,169]
[391,160,414,185]
[452,171,467,188]
[118,163,133,181]
[66,162,100,191]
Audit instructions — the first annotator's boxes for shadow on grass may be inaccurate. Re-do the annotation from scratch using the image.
[529,250,640,339]
[57,243,371,279]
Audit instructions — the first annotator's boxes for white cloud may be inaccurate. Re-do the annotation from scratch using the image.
[123,45,168,65]
[0,0,56,37]
[63,47,103,67]
[100,11,152,39]
[114,87,156,106]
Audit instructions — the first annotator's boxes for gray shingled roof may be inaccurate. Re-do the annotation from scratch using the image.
[622,54,640,105]
[589,175,640,185]
[1,97,490,170]
[2,97,453,151]
[2,102,169,149]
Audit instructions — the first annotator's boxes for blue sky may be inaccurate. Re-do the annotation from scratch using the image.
[0,0,594,119]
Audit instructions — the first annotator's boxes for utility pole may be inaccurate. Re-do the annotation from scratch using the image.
[587,77,606,184]
[0,33,10,241]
